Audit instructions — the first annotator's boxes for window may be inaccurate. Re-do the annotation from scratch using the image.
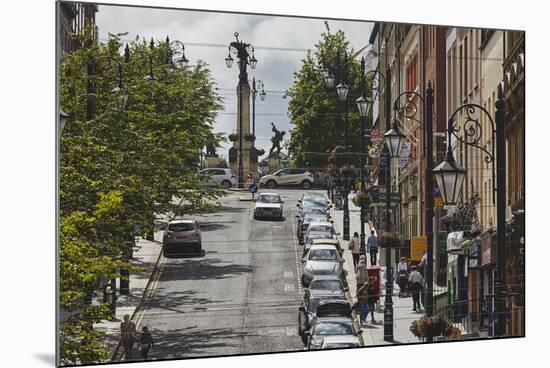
[292,168,306,174]
[258,194,282,203]
[168,222,195,232]
[309,249,338,261]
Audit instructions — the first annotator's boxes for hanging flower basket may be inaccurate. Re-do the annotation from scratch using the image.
[379,231,402,249]
[410,316,454,340]
[352,191,371,207]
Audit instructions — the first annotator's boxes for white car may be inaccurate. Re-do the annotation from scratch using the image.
[259,168,314,189]
[253,192,284,220]
[303,221,339,255]
[199,168,237,189]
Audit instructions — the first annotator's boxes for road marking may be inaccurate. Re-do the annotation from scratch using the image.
[284,271,294,278]
[284,283,296,292]
[286,327,297,336]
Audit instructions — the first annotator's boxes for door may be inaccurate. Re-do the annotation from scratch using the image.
[288,168,305,185]
[276,169,293,185]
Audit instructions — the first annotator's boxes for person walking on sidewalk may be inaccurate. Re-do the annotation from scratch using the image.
[367,230,378,266]
[137,326,154,360]
[355,255,367,289]
[348,232,361,269]
[357,281,370,324]
[409,266,424,312]
[366,277,378,323]
[121,314,137,360]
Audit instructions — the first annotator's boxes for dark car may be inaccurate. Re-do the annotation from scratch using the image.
[297,213,331,244]
[309,275,347,294]
[306,316,360,350]
[162,219,201,256]
[297,288,348,344]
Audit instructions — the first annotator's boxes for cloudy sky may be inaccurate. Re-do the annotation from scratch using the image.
[95,4,373,158]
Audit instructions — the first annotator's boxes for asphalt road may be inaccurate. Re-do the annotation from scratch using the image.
[138,189,322,360]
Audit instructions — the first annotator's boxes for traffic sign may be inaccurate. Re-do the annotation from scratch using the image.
[248,183,258,194]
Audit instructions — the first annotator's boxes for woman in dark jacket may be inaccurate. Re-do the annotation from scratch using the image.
[138,326,154,360]
[366,278,378,323]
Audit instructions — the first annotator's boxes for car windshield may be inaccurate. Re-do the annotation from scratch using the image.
[310,280,342,290]
[304,215,326,223]
[303,197,326,207]
[323,342,359,348]
[309,249,338,261]
[168,222,195,232]
[257,195,281,203]
[314,321,354,335]
[309,225,333,233]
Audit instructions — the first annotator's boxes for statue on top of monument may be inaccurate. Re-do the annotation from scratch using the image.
[206,142,217,156]
[269,122,286,157]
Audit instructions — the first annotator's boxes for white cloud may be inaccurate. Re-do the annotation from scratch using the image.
[95,4,373,158]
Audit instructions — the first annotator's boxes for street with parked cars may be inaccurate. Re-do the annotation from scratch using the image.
[140,187,362,360]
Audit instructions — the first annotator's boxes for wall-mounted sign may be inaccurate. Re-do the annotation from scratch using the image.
[411,236,427,262]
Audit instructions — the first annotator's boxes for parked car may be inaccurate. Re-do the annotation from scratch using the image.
[319,334,361,350]
[303,221,339,256]
[306,316,360,350]
[308,275,346,294]
[297,289,348,344]
[298,193,328,210]
[253,192,284,220]
[311,238,343,257]
[297,213,331,245]
[301,243,344,287]
[198,168,237,189]
[162,219,202,255]
[259,168,314,189]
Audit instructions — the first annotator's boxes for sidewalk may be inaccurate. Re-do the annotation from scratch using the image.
[93,232,164,360]
[330,193,422,346]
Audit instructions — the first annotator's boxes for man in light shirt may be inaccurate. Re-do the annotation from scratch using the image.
[408,266,423,312]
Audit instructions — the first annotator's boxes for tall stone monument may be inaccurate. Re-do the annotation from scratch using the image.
[228,79,263,180]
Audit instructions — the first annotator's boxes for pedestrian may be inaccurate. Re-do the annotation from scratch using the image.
[409,266,424,312]
[406,258,412,273]
[397,257,408,273]
[348,232,361,269]
[356,282,369,324]
[366,277,378,323]
[355,255,367,289]
[367,230,379,266]
[137,326,154,360]
[120,314,137,360]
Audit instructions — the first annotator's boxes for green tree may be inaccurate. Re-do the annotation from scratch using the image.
[286,24,369,169]
[59,29,225,364]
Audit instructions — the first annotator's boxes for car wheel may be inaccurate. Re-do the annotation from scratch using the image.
[301,180,312,190]
[301,275,308,288]
[221,180,231,189]
[301,331,308,345]
[267,180,277,189]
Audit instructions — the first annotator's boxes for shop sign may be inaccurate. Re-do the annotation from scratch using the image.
[411,236,427,262]
[447,231,464,253]
[468,239,480,269]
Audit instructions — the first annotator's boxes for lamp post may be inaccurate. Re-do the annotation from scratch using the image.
[356,57,370,255]
[251,77,266,137]
[433,85,504,336]
[337,52,351,241]
[225,32,257,189]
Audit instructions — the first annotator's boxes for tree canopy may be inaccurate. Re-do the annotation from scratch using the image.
[286,25,372,169]
[58,29,225,364]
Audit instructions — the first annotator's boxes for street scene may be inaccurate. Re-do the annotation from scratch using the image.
[57,2,525,366]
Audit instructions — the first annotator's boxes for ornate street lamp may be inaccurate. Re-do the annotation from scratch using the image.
[356,94,369,118]
[383,118,407,158]
[336,82,350,101]
[432,148,467,206]
[433,87,506,337]
[165,37,189,68]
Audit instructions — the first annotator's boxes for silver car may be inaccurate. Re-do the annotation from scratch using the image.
[253,192,284,220]
[199,168,237,189]
[301,244,344,287]
[162,219,202,255]
[306,316,360,350]
[303,221,338,255]
[319,333,361,350]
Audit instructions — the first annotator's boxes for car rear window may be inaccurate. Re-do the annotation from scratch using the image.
[314,321,353,335]
[309,225,333,233]
[309,249,337,261]
[168,222,195,232]
[310,280,342,290]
